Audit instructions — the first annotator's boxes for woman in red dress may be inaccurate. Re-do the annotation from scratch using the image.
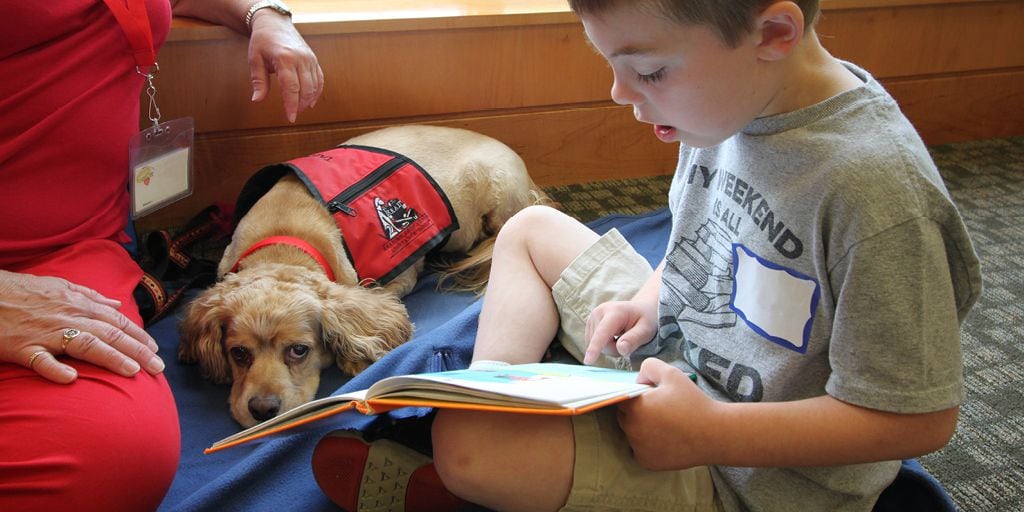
[0,1,322,508]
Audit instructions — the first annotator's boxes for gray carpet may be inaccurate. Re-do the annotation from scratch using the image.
[543,136,1024,511]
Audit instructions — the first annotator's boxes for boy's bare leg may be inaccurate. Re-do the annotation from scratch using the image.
[471,205,600,364]
[433,410,575,512]
[432,206,599,510]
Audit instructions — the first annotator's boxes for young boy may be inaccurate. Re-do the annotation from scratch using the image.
[313,1,982,510]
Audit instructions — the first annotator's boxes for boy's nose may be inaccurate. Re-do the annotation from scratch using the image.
[610,74,641,106]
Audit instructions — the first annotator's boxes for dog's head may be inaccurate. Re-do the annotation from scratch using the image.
[178,263,412,427]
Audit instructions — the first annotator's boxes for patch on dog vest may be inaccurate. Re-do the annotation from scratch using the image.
[234,145,458,285]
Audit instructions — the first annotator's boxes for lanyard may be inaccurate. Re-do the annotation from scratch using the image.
[101,0,157,71]
[102,0,162,126]
[109,0,193,219]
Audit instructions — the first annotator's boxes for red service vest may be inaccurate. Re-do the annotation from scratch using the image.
[233,145,458,285]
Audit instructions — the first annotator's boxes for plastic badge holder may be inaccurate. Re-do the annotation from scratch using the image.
[129,117,195,219]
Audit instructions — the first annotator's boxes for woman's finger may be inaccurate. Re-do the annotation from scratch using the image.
[25,349,77,384]
[62,331,143,377]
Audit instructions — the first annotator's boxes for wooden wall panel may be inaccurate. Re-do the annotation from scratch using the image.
[139,0,1024,230]
[157,1,1024,132]
[138,105,679,230]
[884,69,1024,145]
[156,23,608,133]
[817,1,1024,78]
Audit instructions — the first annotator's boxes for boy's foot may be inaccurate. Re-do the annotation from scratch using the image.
[312,429,469,512]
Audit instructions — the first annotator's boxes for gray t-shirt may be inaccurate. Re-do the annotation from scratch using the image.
[650,62,982,512]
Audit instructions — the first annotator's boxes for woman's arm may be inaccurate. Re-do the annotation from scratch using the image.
[170,0,324,122]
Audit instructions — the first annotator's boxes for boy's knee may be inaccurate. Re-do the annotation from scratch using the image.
[431,410,491,496]
[432,410,577,510]
[495,205,561,249]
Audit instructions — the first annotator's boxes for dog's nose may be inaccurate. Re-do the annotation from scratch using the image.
[249,396,282,421]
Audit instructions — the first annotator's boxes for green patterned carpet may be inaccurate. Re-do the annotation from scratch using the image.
[921,137,1024,511]
[544,136,1024,511]
[544,174,674,223]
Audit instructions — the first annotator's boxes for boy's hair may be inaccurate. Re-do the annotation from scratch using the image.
[568,0,821,47]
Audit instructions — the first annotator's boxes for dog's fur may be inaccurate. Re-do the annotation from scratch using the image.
[178,125,550,427]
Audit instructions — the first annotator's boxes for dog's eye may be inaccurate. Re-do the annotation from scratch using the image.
[228,346,252,367]
[287,344,310,360]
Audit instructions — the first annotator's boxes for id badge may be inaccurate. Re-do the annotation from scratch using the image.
[129,117,195,219]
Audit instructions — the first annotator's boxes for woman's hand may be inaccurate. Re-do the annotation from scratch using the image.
[0,270,164,384]
[247,12,324,122]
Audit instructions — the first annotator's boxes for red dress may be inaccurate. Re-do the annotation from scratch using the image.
[0,1,180,508]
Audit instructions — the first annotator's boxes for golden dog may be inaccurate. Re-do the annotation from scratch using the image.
[178,125,550,427]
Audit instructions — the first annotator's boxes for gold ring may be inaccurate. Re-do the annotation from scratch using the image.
[28,351,48,369]
[61,328,81,351]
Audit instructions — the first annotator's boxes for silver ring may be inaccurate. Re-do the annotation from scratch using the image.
[28,350,48,369]
[61,328,81,351]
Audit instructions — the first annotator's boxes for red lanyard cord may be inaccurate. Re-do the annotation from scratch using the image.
[101,0,157,71]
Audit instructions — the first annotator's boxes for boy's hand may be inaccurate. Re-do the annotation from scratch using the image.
[583,300,656,365]
[617,358,718,470]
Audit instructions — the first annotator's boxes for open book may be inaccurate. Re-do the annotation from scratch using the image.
[206,362,653,454]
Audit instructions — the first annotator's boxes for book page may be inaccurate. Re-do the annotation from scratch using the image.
[207,363,654,453]
[207,390,367,451]
[366,363,650,408]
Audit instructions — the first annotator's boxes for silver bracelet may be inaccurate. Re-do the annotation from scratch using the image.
[245,0,292,32]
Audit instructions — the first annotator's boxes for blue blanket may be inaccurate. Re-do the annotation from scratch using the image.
[154,208,955,511]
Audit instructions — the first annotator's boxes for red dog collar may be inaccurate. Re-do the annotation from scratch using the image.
[230,235,336,282]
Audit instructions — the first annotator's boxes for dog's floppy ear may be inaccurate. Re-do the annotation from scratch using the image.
[317,282,413,375]
[178,283,234,384]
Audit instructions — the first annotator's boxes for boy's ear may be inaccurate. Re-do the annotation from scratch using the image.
[755,1,804,61]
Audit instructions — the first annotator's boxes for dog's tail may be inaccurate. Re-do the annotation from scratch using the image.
[433,187,557,296]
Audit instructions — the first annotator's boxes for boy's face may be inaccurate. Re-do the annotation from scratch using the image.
[581,6,778,148]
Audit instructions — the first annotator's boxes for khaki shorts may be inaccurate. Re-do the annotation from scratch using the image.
[552,228,652,369]
[551,229,721,512]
